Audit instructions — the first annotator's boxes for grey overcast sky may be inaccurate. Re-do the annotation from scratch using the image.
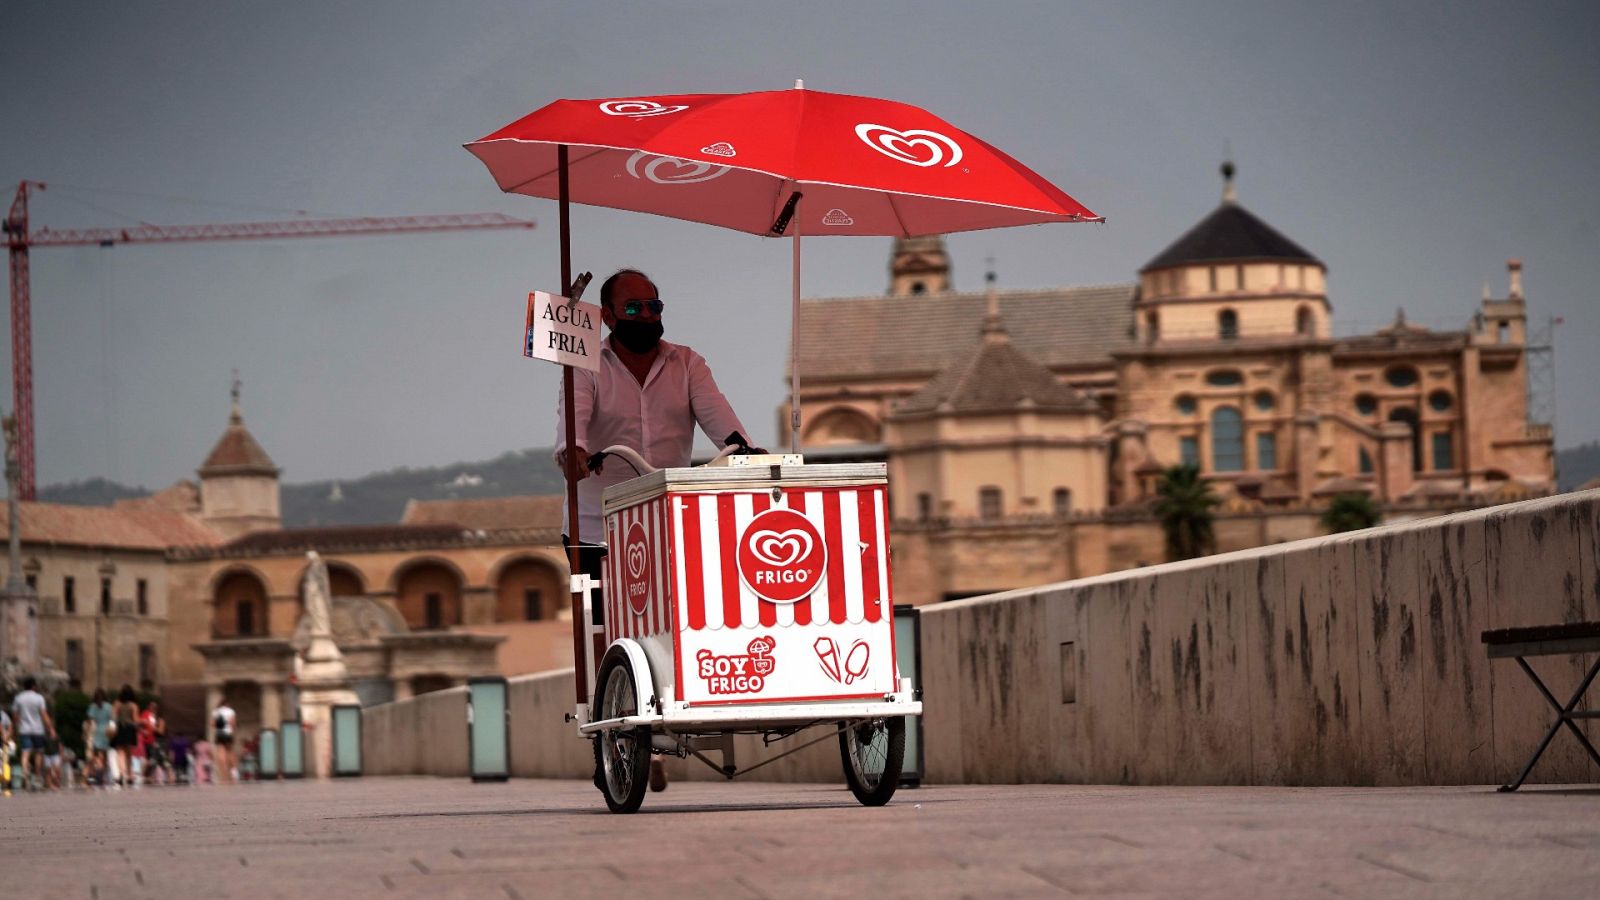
[4,1,1597,490]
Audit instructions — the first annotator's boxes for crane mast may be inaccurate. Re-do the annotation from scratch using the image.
[2,180,535,500]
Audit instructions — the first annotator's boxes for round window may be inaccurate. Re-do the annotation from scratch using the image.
[1385,366,1419,388]
[1205,369,1243,387]
[1428,390,1453,412]
[1253,391,1275,412]
[1355,393,1377,416]
[1175,394,1197,415]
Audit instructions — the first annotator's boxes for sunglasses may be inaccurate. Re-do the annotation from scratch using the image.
[616,298,665,317]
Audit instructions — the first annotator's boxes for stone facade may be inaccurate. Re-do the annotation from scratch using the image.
[3,396,575,742]
[793,165,1555,602]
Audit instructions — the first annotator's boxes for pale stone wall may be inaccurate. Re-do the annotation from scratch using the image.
[16,545,170,689]
[360,489,1599,787]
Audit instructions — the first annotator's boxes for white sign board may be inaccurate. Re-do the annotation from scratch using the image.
[524,291,601,372]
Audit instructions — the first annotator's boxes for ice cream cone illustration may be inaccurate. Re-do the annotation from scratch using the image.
[814,637,842,683]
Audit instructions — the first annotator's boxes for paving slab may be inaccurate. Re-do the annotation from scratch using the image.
[2,779,1598,899]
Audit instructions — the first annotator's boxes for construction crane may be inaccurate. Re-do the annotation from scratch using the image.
[3,179,536,500]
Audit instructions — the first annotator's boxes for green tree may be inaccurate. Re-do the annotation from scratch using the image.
[1154,464,1219,561]
[1321,492,1382,534]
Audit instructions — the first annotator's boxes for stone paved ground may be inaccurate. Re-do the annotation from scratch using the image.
[2,778,1598,899]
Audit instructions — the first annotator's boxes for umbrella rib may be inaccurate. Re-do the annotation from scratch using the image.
[502,145,611,195]
[885,192,910,238]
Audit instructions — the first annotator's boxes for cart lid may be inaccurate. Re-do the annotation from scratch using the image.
[602,462,886,514]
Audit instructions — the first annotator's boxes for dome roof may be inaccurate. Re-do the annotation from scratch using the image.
[198,393,278,478]
[1141,202,1320,273]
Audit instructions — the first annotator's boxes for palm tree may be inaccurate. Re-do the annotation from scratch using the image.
[1154,464,1219,561]
[1321,492,1382,533]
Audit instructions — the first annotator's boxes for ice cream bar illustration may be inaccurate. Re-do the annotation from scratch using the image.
[844,640,870,684]
[814,637,842,683]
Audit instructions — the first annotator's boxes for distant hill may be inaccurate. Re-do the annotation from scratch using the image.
[38,477,152,507]
[38,448,566,528]
[282,448,566,527]
[40,441,1600,526]
[1558,441,1600,492]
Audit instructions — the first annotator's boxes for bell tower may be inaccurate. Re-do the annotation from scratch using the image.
[198,375,282,539]
[889,235,951,296]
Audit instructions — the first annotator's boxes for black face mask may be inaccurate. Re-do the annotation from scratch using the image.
[611,318,664,354]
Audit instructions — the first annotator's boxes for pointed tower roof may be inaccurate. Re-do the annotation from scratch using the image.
[198,376,278,478]
[896,273,1099,416]
[1140,161,1320,272]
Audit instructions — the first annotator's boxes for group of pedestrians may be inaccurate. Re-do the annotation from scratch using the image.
[3,681,236,792]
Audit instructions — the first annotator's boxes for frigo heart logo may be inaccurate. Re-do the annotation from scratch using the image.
[749,529,812,567]
[620,520,651,616]
[598,99,689,118]
[737,506,827,604]
[625,151,731,185]
[854,123,964,168]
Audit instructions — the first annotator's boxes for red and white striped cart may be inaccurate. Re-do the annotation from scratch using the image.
[575,450,921,812]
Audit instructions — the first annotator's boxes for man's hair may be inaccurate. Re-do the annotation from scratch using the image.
[599,268,652,311]
[22,676,36,691]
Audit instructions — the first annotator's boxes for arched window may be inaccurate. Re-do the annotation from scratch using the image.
[1359,447,1374,474]
[1145,310,1160,342]
[214,571,269,639]
[1389,408,1421,472]
[917,493,933,522]
[1211,407,1244,472]
[1296,305,1314,336]
[979,487,1003,520]
[495,558,566,622]
[1053,488,1073,517]
[396,561,463,630]
[1218,309,1239,340]
[910,281,926,295]
[804,407,881,446]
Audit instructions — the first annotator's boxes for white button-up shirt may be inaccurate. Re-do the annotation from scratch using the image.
[554,338,748,542]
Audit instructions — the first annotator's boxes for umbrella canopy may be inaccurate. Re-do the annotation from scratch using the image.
[466,87,1101,237]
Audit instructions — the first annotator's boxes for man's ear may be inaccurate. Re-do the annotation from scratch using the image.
[600,303,616,330]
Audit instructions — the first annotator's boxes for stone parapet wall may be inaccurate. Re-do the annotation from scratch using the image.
[361,490,1599,786]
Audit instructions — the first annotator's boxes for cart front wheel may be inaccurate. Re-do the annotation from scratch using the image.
[839,716,905,807]
[594,653,650,814]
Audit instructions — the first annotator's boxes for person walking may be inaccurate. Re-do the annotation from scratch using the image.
[139,700,169,786]
[86,688,113,787]
[10,677,55,792]
[111,685,140,788]
[212,700,236,783]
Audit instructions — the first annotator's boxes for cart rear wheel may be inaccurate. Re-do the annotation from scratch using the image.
[594,653,650,814]
[839,716,905,807]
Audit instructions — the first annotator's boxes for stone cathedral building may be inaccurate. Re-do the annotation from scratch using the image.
[790,165,1554,601]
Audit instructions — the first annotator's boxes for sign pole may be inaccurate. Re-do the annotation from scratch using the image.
[558,144,587,706]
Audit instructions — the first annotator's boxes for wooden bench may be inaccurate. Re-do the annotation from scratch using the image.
[1481,621,1600,791]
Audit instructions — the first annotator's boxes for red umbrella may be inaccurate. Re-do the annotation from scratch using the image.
[467,85,1101,236]
[466,84,1102,702]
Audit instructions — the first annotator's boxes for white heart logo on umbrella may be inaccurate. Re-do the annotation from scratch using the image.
[854,123,964,168]
[626,151,731,185]
[598,99,689,118]
[626,542,647,578]
[749,529,812,567]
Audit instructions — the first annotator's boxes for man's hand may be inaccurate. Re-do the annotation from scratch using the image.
[559,446,593,482]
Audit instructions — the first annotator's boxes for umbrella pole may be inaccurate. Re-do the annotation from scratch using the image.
[789,195,801,454]
[558,144,587,707]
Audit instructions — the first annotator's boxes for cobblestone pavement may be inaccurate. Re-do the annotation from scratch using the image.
[3,778,1598,899]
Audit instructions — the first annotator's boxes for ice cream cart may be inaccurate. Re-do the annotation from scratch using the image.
[574,447,920,813]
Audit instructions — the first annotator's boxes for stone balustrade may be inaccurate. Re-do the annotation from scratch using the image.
[362,489,1600,786]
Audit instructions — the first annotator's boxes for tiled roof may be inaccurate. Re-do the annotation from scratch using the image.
[400,495,564,531]
[199,406,277,477]
[796,285,1136,381]
[114,480,200,513]
[219,523,479,555]
[0,502,223,551]
[895,319,1099,415]
[1141,202,1319,272]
